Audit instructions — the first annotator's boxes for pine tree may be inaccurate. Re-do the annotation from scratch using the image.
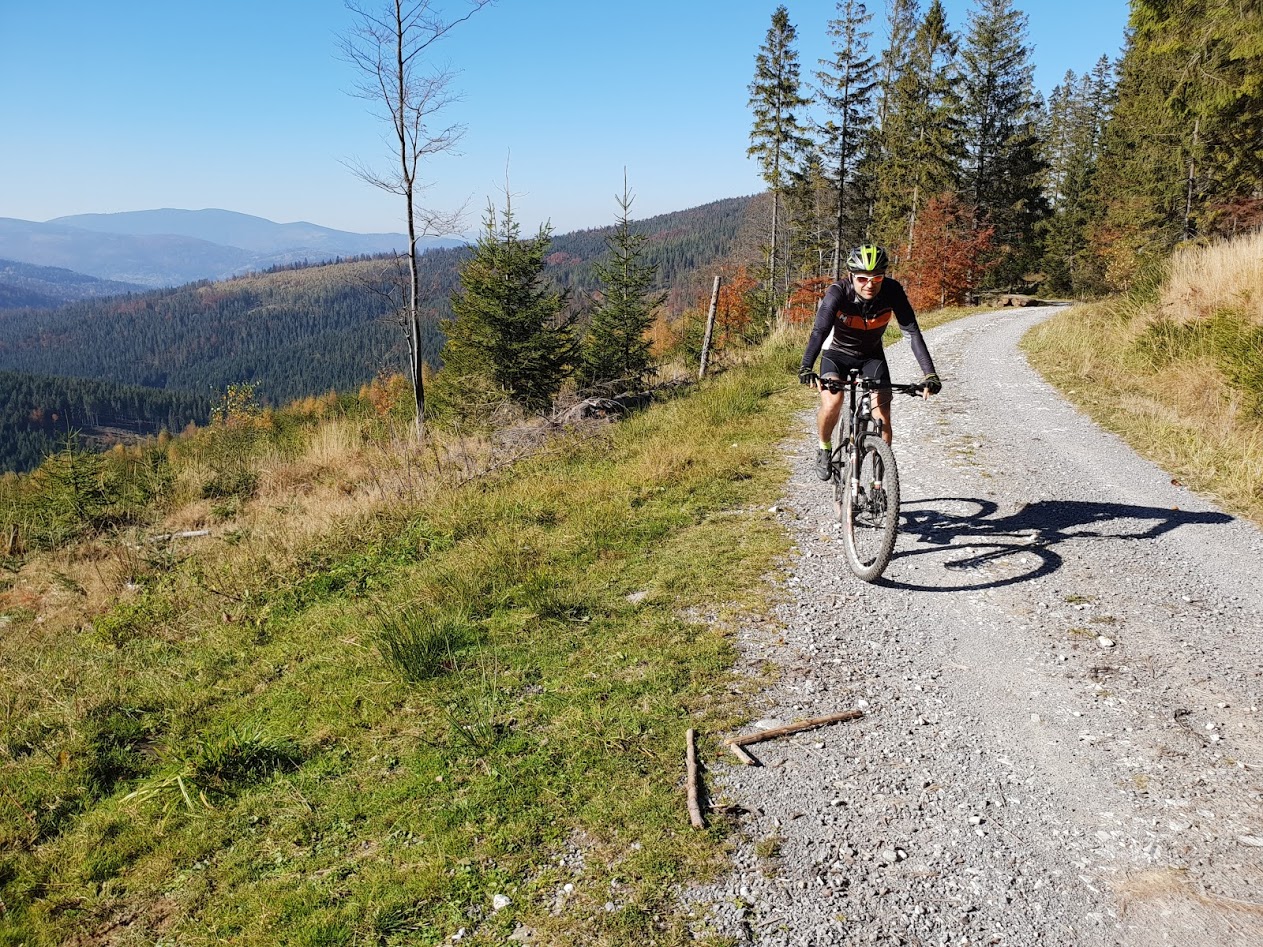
[748,5,812,318]
[441,198,576,414]
[1039,58,1115,295]
[815,0,878,277]
[784,147,835,283]
[581,178,666,392]
[958,0,1049,288]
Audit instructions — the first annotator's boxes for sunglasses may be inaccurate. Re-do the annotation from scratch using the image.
[853,274,885,284]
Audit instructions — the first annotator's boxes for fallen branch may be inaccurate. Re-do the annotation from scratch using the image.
[728,709,864,747]
[147,529,211,543]
[729,742,758,766]
[686,728,705,829]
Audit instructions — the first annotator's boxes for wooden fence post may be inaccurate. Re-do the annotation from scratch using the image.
[698,275,721,380]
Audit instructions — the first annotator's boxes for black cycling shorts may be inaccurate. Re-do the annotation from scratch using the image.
[820,351,891,386]
[820,351,891,407]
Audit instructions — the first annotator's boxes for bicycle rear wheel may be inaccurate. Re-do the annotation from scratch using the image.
[841,436,901,582]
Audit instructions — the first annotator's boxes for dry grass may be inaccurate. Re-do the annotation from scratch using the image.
[1118,867,1263,918]
[0,417,515,664]
[1023,228,1263,525]
[1158,229,1263,325]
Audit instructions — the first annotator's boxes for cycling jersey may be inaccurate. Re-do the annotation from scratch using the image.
[800,277,937,379]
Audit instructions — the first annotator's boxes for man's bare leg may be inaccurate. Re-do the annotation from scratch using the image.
[817,387,844,445]
[873,396,893,446]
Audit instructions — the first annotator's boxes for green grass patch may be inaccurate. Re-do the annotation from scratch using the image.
[0,339,802,945]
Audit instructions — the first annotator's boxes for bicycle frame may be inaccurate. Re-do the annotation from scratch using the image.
[816,370,927,581]
[819,370,881,477]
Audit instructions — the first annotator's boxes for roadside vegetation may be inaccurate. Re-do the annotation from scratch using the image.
[1023,228,1263,524]
[0,335,806,946]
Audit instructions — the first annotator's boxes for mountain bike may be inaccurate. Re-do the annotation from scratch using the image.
[819,371,929,582]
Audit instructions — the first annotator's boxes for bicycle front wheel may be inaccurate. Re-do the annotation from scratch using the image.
[841,436,901,582]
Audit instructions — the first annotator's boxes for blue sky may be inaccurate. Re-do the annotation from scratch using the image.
[0,0,1131,237]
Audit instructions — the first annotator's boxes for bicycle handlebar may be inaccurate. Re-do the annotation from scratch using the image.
[814,374,929,396]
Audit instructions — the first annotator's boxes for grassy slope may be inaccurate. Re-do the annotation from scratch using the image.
[0,339,804,946]
[1022,231,1263,526]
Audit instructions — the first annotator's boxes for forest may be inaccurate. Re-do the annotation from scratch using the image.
[745,0,1261,310]
[0,195,752,470]
[0,258,144,310]
[0,371,211,473]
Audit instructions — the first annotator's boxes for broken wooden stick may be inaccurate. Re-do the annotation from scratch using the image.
[729,742,758,766]
[728,709,864,748]
[686,728,705,829]
[147,529,211,543]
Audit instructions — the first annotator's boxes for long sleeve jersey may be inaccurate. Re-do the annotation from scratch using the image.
[800,277,937,378]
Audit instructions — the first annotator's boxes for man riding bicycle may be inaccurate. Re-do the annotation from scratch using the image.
[799,244,941,481]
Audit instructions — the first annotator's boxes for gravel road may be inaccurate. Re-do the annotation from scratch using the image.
[689,305,1263,946]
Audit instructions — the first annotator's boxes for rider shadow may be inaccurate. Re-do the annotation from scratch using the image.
[880,497,1234,592]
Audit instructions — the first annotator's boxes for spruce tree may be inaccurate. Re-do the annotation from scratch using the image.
[783,147,835,282]
[1039,58,1115,295]
[748,5,812,316]
[815,0,878,278]
[894,0,959,256]
[878,0,962,257]
[958,0,1049,288]
[1088,26,1187,289]
[441,198,576,414]
[874,0,921,135]
[1129,0,1263,237]
[581,178,666,392]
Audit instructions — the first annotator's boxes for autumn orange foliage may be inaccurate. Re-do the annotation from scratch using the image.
[358,373,413,418]
[714,266,759,344]
[647,312,680,357]
[901,194,994,312]
[211,382,273,431]
[784,276,832,325]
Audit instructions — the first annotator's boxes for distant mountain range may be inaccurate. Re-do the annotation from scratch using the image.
[0,208,465,289]
[0,195,756,401]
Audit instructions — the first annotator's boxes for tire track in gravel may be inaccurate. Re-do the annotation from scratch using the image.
[689,305,1263,947]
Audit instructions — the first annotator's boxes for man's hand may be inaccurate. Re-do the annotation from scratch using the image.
[798,368,818,388]
[922,372,942,396]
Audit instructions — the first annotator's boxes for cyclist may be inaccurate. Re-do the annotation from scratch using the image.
[799,244,941,480]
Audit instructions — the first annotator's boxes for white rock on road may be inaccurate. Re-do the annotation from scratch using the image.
[688,305,1263,947]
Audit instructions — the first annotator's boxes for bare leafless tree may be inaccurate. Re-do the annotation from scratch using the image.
[340,0,493,437]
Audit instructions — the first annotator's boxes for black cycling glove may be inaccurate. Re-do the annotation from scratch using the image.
[798,367,818,386]
[923,373,942,395]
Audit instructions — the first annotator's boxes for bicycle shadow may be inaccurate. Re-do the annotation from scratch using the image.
[879,497,1234,592]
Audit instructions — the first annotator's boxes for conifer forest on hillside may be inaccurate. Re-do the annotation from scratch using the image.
[3,1,1255,467]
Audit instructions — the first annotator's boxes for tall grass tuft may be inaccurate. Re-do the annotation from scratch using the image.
[1158,229,1263,326]
[373,606,475,681]
[190,722,304,788]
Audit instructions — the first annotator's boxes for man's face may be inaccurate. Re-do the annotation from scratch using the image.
[850,271,885,300]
